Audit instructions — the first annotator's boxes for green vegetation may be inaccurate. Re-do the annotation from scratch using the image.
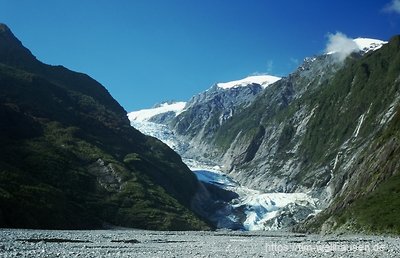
[296,36,400,234]
[213,35,400,234]
[336,173,400,234]
[0,24,209,230]
[300,40,400,165]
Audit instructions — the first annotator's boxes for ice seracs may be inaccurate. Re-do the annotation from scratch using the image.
[238,192,318,231]
[217,75,281,89]
[127,101,186,122]
[191,169,318,231]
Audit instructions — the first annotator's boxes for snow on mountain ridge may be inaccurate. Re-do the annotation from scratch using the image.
[128,75,281,123]
[217,75,281,89]
[326,37,387,55]
[128,101,186,122]
[353,38,387,52]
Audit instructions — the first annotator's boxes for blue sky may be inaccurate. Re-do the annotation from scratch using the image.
[1,0,399,111]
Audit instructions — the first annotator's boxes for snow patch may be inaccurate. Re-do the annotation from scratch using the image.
[128,102,186,122]
[217,75,281,89]
[353,38,387,53]
[326,36,387,56]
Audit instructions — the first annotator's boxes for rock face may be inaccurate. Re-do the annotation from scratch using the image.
[147,78,280,166]
[215,55,342,196]
[0,23,209,230]
[211,37,400,233]
[88,159,123,192]
[130,36,400,233]
[147,54,344,196]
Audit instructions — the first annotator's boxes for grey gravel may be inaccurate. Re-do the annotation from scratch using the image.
[1,228,399,257]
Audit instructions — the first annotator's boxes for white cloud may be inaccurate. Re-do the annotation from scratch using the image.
[325,32,358,62]
[266,60,274,74]
[384,0,400,14]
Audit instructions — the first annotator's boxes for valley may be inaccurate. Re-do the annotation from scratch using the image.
[1,228,399,257]
[130,112,319,231]
[129,35,400,234]
[1,5,400,243]
[1,1,400,257]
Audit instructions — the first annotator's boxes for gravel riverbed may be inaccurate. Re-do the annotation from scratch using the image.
[0,228,399,257]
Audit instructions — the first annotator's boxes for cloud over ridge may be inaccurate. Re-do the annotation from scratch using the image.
[384,0,400,14]
[325,32,358,62]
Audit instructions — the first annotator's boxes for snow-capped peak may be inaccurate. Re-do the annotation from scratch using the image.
[326,37,387,55]
[217,75,281,89]
[128,101,186,122]
[353,38,387,53]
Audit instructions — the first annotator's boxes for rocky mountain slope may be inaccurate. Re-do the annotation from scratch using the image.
[212,37,400,234]
[296,36,400,234]
[130,36,400,234]
[153,75,280,165]
[0,24,209,230]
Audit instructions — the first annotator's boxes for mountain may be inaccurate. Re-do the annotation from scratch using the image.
[130,36,400,234]
[0,23,209,230]
[295,36,400,234]
[128,102,189,153]
[129,75,282,166]
[353,38,387,52]
[128,101,186,124]
[216,75,281,89]
[174,75,281,165]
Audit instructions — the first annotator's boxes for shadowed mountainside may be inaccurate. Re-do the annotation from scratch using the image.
[0,23,209,230]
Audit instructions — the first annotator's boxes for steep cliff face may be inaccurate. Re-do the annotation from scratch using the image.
[149,76,277,165]
[213,54,343,198]
[172,84,264,161]
[129,35,400,233]
[213,36,400,233]
[216,37,397,193]
[0,24,209,230]
[296,36,400,234]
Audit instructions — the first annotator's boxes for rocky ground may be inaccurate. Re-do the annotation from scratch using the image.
[0,229,399,257]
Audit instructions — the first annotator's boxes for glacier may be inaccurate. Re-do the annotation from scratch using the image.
[128,104,318,231]
[128,101,186,122]
[127,37,391,231]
